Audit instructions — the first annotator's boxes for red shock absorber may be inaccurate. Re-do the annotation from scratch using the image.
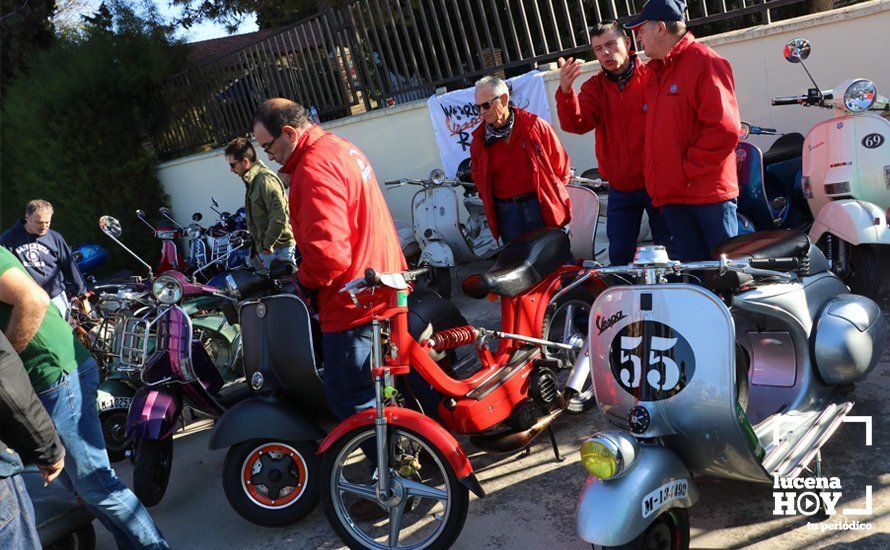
[428,326,478,351]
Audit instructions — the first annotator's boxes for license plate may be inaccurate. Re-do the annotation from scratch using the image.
[641,479,689,518]
[98,396,133,412]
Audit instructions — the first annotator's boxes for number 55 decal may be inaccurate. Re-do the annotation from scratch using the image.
[610,321,695,400]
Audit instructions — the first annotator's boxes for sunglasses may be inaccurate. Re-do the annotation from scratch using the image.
[475,96,502,111]
[228,161,241,168]
[258,132,282,153]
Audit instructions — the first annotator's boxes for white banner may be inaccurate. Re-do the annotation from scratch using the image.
[427,71,552,177]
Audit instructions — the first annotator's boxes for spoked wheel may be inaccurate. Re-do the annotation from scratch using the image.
[541,286,597,413]
[222,439,320,526]
[100,411,131,463]
[321,426,469,550]
[133,438,173,507]
[594,508,690,550]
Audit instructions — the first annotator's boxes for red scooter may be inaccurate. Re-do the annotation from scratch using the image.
[136,208,185,273]
[318,228,604,549]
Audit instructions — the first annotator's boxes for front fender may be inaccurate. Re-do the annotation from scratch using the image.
[208,396,326,450]
[418,241,456,268]
[577,445,699,546]
[809,200,890,245]
[317,406,484,498]
[126,386,181,441]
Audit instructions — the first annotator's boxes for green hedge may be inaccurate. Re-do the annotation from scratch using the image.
[0,6,186,272]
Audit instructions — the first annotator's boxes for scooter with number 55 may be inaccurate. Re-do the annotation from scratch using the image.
[574,230,885,548]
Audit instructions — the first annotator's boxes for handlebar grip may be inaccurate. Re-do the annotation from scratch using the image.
[269,260,297,278]
[364,268,380,286]
[771,96,803,106]
[384,179,402,185]
[748,257,799,271]
[404,266,431,281]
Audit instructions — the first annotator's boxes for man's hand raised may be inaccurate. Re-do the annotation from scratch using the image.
[558,57,583,95]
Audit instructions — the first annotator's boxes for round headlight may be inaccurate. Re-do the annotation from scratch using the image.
[580,431,638,480]
[430,168,446,185]
[152,275,183,304]
[844,79,877,113]
[186,224,202,239]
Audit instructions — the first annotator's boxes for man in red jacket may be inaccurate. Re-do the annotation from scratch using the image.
[556,21,670,265]
[252,98,407,420]
[629,0,742,261]
[470,76,572,244]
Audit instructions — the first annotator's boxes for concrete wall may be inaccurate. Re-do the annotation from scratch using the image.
[157,0,890,226]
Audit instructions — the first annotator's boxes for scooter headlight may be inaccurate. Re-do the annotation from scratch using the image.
[186,223,202,239]
[843,79,877,113]
[580,431,638,480]
[430,168,446,185]
[152,275,183,304]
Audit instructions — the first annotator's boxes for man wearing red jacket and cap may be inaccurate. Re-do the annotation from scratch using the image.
[252,98,406,420]
[470,76,572,244]
[628,0,742,261]
[556,21,670,265]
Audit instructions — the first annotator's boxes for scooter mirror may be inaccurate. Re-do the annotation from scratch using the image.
[158,207,172,217]
[135,209,147,220]
[783,38,811,63]
[739,122,751,139]
[99,216,122,238]
[192,212,203,222]
[211,196,219,207]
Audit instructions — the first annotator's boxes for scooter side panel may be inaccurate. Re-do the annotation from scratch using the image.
[126,386,181,440]
[209,396,327,450]
[808,199,890,245]
[576,445,698,546]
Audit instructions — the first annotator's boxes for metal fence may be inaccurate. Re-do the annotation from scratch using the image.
[152,0,824,158]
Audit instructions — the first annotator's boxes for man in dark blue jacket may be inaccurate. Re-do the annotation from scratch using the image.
[0,200,86,319]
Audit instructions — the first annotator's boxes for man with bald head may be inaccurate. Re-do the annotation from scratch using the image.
[252,98,406,421]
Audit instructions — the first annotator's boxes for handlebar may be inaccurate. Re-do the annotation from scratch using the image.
[581,254,799,282]
[771,96,805,106]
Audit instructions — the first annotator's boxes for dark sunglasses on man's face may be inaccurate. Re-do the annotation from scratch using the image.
[475,96,501,111]
[228,161,240,168]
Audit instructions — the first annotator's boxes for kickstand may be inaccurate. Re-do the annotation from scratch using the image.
[548,426,564,462]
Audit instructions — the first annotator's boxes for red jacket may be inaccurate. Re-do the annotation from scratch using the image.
[642,33,741,207]
[555,53,650,192]
[282,126,407,332]
[470,108,572,241]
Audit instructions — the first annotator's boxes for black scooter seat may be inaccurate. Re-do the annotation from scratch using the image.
[762,133,804,166]
[462,229,571,299]
[712,229,810,262]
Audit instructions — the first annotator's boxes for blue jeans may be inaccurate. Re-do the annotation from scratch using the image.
[661,200,739,261]
[496,198,545,243]
[0,475,40,550]
[37,359,168,549]
[607,188,671,266]
[258,245,296,269]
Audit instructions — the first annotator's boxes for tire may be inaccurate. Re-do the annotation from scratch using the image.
[593,508,690,550]
[222,439,320,527]
[44,523,96,550]
[847,244,880,299]
[541,286,598,414]
[431,267,453,300]
[133,438,173,507]
[321,425,469,550]
[100,411,131,463]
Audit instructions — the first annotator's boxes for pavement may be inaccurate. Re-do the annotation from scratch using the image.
[94,260,889,550]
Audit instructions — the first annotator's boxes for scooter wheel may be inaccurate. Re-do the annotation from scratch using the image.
[100,411,131,463]
[541,286,598,414]
[132,439,173,507]
[593,508,689,550]
[44,522,96,550]
[222,439,320,527]
[847,245,881,300]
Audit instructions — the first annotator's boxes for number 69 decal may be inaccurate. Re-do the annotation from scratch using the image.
[609,321,696,400]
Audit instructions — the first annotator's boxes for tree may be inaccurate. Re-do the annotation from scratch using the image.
[0,1,187,267]
[172,0,320,32]
[0,0,56,91]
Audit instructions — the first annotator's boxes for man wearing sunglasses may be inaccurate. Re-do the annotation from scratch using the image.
[224,137,296,269]
[469,76,572,243]
[252,98,406,422]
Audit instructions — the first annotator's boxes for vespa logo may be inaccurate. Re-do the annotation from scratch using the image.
[595,310,627,335]
[608,321,695,400]
[862,133,885,149]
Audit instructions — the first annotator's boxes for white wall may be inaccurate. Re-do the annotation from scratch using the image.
[157,0,890,227]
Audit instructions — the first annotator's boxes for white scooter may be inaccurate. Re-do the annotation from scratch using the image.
[771,38,890,297]
[387,166,605,297]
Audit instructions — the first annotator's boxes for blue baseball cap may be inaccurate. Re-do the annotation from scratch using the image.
[624,0,688,28]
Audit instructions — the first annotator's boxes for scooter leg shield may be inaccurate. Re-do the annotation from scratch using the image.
[126,386,182,441]
[317,406,485,497]
[208,396,326,450]
[577,445,698,546]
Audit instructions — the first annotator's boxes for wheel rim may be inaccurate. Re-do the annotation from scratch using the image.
[545,299,594,404]
[241,443,309,509]
[102,412,130,453]
[641,511,681,550]
[330,429,453,549]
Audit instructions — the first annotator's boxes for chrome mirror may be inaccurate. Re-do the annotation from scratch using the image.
[783,38,811,63]
[739,121,751,139]
[99,216,122,238]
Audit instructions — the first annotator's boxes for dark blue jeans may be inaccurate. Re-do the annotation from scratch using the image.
[37,359,168,549]
[0,475,40,549]
[661,199,739,261]
[496,198,545,243]
[607,188,671,266]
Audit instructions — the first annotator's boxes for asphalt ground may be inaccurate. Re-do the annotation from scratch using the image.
[94,259,889,549]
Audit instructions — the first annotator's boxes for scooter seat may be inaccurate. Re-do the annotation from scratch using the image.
[462,228,571,299]
[711,229,810,262]
[762,133,804,166]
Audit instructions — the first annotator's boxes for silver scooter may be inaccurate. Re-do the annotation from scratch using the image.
[573,230,886,547]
